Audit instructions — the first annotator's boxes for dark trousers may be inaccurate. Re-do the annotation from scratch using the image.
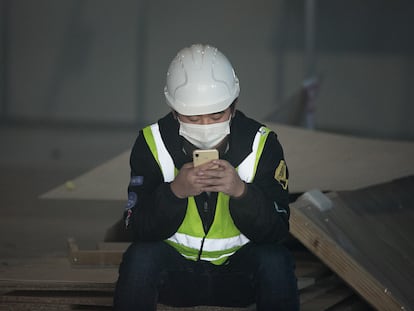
[113,241,299,311]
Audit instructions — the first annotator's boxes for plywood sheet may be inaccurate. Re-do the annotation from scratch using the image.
[41,151,130,201]
[290,175,414,311]
[0,254,367,311]
[0,257,118,285]
[41,123,414,200]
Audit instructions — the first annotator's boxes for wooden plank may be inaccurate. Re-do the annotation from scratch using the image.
[329,295,375,311]
[0,303,76,311]
[294,253,331,280]
[299,275,343,305]
[0,249,322,289]
[0,258,118,287]
[67,238,123,266]
[290,176,414,311]
[40,125,414,200]
[0,280,114,292]
[0,237,368,311]
[67,239,320,291]
[97,242,130,251]
[300,285,353,311]
[157,306,255,311]
[0,280,115,310]
[0,291,113,306]
[0,266,362,311]
[291,204,404,310]
[322,180,414,309]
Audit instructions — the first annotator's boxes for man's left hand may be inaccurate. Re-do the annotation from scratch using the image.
[194,160,246,198]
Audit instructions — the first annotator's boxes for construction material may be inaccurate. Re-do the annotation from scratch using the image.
[67,238,128,266]
[0,246,370,310]
[40,124,414,200]
[290,175,414,311]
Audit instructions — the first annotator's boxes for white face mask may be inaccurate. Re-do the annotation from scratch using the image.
[178,117,231,149]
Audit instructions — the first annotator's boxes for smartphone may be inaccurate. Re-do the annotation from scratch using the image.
[193,149,219,167]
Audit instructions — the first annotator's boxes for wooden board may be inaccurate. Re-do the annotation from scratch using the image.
[289,176,414,311]
[40,123,414,200]
[67,238,127,267]
[65,238,318,291]
[0,252,369,311]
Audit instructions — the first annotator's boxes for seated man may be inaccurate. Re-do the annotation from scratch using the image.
[113,44,299,311]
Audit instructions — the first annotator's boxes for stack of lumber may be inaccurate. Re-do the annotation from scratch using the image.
[0,243,371,311]
[3,175,414,310]
[290,176,414,311]
[4,176,413,310]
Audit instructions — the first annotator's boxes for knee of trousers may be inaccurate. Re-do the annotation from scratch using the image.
[119,241,168,274]
[251,244,298,297]
[253,244,296,273]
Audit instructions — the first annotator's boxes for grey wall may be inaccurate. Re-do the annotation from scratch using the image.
[2,0,141,124]
[1,0,413,139]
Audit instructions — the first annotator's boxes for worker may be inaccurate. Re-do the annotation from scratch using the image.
[113,44,299,310]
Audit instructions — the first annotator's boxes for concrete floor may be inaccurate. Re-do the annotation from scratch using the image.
[0,124,138,262]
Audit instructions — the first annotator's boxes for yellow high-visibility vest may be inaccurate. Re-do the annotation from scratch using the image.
[142,123,271,265]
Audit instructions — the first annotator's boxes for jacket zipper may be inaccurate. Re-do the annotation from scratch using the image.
[197,200,209,261]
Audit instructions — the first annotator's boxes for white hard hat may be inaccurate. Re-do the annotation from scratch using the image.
[164,44,240,116]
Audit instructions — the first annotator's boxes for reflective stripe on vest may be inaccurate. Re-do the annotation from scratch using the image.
[142,123,176,182]
[142,123,271,265]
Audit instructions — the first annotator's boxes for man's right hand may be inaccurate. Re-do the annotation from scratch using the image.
[170,163,204,198]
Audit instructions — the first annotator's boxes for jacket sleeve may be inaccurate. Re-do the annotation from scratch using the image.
[125,131,187,242]
[229,131,290,243]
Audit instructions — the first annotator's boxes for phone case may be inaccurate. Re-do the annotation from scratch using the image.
[193,149,219,167]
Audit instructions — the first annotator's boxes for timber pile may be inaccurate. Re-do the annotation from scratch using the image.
[290,175,414,311]
[0,240,371,311]
[4,173,413,310]
[31,124,414,310]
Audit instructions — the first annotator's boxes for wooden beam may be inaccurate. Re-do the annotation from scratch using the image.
[290,198,408,311]
[67,238,124,266]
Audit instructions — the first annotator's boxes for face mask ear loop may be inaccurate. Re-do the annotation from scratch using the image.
[228,114,234,129]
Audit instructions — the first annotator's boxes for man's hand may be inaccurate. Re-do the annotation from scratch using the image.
[170,163,205,198]
[195,160,246,198]
[170,160,246,199]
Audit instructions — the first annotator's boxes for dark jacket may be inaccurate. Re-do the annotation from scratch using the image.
[125,110,290,244]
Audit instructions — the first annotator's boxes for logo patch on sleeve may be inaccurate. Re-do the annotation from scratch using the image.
[130,176,144,186]
[274,160,288,190]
